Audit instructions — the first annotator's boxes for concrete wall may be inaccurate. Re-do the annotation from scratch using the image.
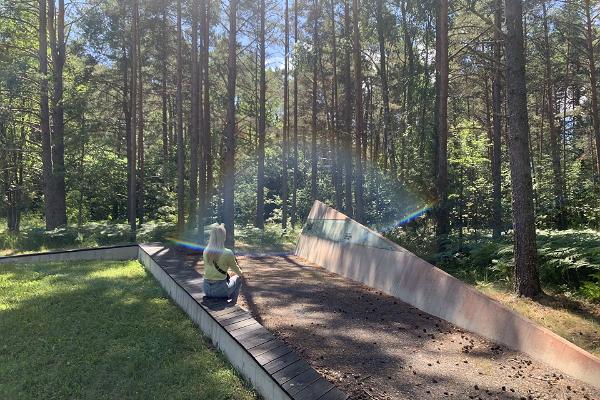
[0,245,139,264]
[295,200,600,388]
[137,246,292,400]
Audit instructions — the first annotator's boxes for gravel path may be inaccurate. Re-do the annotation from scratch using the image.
[224,255,599,400]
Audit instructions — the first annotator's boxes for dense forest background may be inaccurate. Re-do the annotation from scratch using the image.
[2,0,600,300]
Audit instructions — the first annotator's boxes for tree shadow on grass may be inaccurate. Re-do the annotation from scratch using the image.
[0,261,257,400]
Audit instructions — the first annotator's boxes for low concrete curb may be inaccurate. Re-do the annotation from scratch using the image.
[0,244,139,264]
[296,200,600,388]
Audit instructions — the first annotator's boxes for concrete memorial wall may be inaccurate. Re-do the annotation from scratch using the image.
[295,200,600,387]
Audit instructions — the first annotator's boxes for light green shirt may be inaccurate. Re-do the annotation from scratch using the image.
[203,248,243,281]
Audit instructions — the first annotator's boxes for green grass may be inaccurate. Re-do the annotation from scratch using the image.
[0,260,258,400]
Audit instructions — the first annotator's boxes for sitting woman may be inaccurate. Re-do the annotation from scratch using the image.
[203,224,243,303]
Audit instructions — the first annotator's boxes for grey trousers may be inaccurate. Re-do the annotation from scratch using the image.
[203,275,242,302]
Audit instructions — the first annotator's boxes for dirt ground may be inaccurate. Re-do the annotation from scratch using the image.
[196,254,599,400]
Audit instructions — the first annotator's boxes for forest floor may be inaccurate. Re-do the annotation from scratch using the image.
[476,283,600,357]
[230,255,600,400]
[0,260,257,399]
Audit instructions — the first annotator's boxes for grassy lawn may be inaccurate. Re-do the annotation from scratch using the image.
[0,260,258,400]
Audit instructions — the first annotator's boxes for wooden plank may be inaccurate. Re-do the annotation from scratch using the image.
[272,359,311,385]
[248,338,287,357]
[256,344,294,366]
[236,328,275,350]
[220,312,253,326]
[214,308,248,322]
[283,369,321,396]
[264,351,301,374]
[225,317,258,332]
[315,387,348,400]
[294,378,334,400]
[204,304,240,317]
[231,322,262,338]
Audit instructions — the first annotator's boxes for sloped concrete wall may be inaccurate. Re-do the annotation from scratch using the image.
[0,245,139,264]
[295,200,600,388]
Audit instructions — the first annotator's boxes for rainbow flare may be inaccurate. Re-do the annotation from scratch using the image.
[379,202,435,233]
[166,237,207,252]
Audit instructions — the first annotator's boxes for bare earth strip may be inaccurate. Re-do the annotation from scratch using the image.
[200,255,600,400]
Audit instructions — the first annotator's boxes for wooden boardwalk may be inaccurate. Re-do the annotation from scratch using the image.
[140,244,347,400]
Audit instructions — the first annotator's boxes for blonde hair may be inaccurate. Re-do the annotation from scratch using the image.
[204,224,226,264]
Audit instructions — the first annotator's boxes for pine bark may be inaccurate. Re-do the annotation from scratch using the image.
[39,0,54,231]
[137,10,145,225]
[203,0,212,210]
[224,0,238,247]
[352,0,364,222]
[435,0,449,246]
[310,0,319,203]
[376,0,390,171]
[504,0,542,298]
[584,0,600,176]
[129,0,138,239]
[189,0,200,229]
[161,5,169,177]
[176,0,185,232]
[342,0,353,218]
[282,0,289,229]
[43,0,68,230]
[256,0,266,229]
[330,0,342,210]
[491,0,503,238]
[291,0,299,226]
[198,0,207,242]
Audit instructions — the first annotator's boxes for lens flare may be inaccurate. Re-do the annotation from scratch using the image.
[377,202,435,234]
[166,237,206,252]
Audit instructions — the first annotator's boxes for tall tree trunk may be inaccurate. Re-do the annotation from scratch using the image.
[176,0,185,232]
[418,15,432,161]
[352,0,364,222]
[189,0,200,229]
[342,0,353,218]
[400,0,414,181]
[376,0,391,171]
[256,0,266,229]
[121,20,131,225]
[161,5,169,178]
[282,0,289,229]
[203,0,212,215]
[137,12,145,225]
[330,0,342,210]
[491,0,503,239]
[435,0,449,247]
[291,0,299,226]
[310,0,319,202]
[224,0,238,247]
[584,0,600,176]
[198,0,207,242]
[129,0,138,239]
[39,0,54,231]
[505,0,542,298]
[46,0,68,229]
[542,1,566,229]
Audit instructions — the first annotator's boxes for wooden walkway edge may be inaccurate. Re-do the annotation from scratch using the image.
[138,244,348,400]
